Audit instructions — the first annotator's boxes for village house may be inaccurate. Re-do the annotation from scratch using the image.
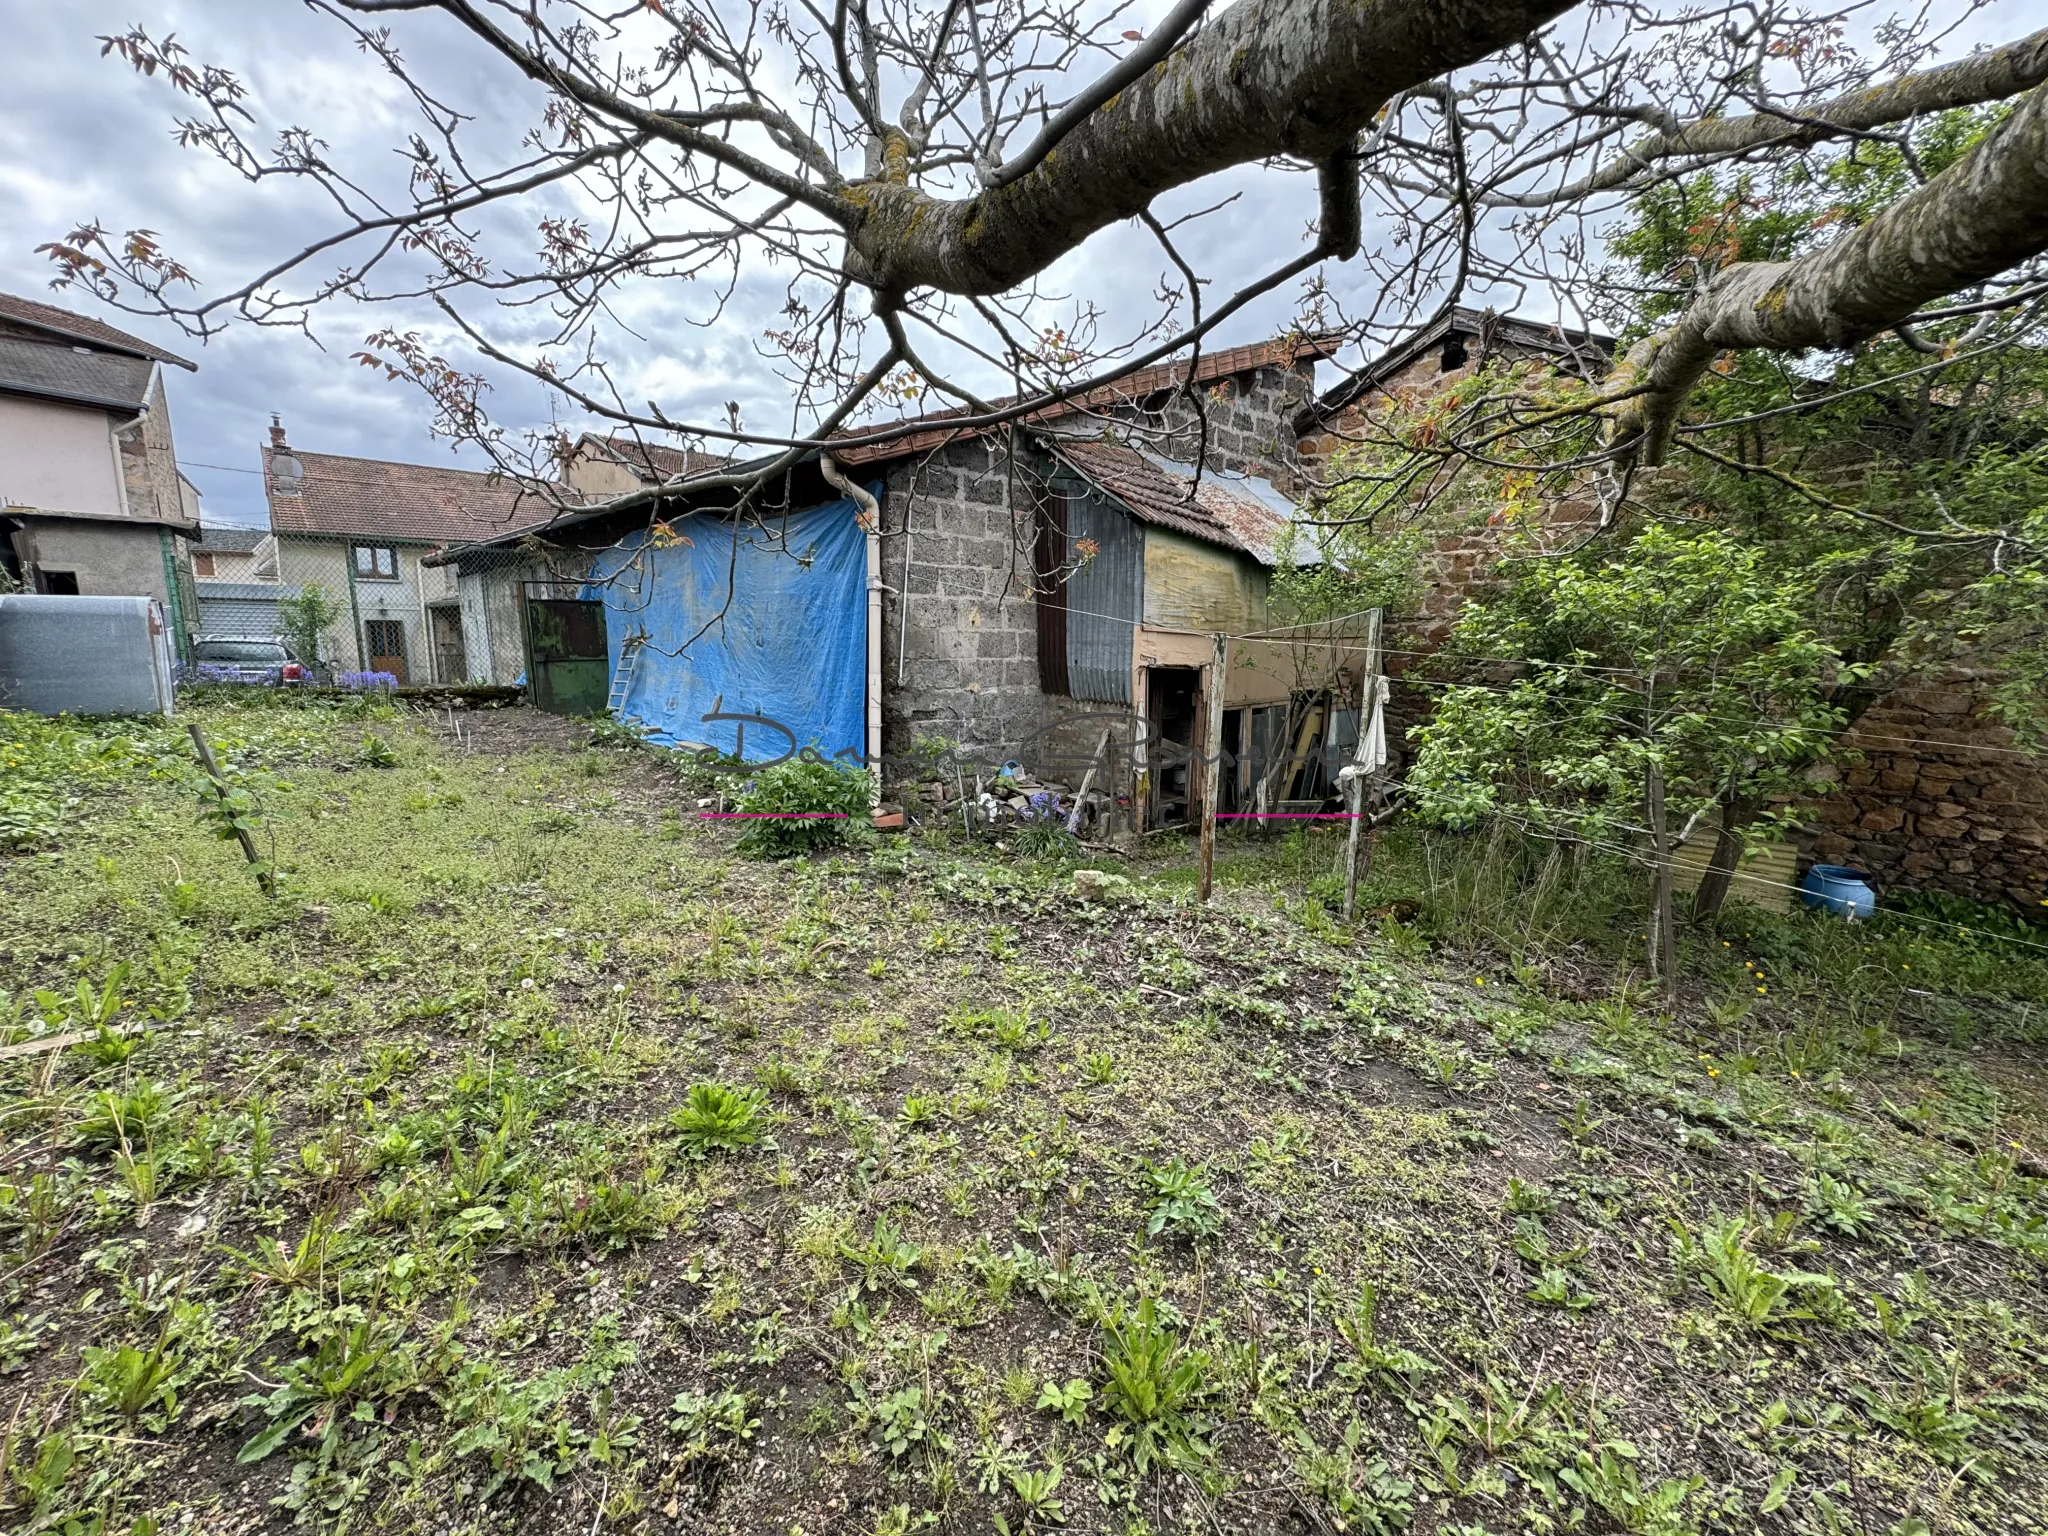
[0,292,202,646]
[190,522,278,583]
[433,336,1368,824]
[260,418,553,682]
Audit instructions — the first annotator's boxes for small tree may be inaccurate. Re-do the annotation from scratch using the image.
[1409,526,1847,992]
[275,584,344,668]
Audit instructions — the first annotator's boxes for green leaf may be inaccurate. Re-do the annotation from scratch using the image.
[1761,1464,1796,1514]
[237,1405,313,1463]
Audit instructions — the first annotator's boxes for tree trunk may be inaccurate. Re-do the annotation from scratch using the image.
[843,0,1576,295]
[1692,793,1762,922]
[1645,762,1677,1003]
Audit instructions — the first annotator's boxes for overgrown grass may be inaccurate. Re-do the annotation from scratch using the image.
[1,699,2044,1536]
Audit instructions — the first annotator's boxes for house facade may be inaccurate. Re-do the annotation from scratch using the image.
[260,420,555,682]
[0,292,202,648]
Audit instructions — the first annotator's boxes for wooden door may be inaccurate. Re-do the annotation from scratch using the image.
[363,619,408,683]
[428,605,466,683]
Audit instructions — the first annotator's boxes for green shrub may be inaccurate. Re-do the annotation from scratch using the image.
[730,760,874,857]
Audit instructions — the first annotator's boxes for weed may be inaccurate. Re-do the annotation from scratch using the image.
[841,1215,923,1291]
[1034,1377,1092,1427]
[732,761,874,857]
[994,1453,1066,1532]
[76,1331,182,1427]
[1081,1051,1117,1085]
[954,1004,1051,1054]
[1140,1158,1224,1243]
[859,1384,937,1458]
[1295,1419,1416,1535]
[76,1081,174,1152]
[1559,1442,1702,1534]
[669,1386,760,1461]
[1801,1171,1880,1239]
[1332,1280,1434,1389]
[1671,1214,1833,1331]
[1097,1297,1212,1473]
[671,1081,770,1156]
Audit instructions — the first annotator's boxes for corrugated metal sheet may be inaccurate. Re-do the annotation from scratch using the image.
[1059,485,1140,703]
[1033,492,1071,697]
[0,595,174,716]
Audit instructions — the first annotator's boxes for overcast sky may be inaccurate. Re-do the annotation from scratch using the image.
[1,2,2011,528]
[0,0,1378,528]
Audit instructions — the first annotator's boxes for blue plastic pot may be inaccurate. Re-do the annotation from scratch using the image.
[1798,864,1878,920]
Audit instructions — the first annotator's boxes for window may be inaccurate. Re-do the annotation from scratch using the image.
[40,571,79,595]
[192,551,216,577]
[353,544,399,580]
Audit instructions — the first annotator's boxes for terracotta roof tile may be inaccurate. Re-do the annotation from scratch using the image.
[0,292,197,370]
[263,445,561,544]
[835,334,1335,465]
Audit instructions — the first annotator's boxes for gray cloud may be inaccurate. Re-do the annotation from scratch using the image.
[0,1,1529,526]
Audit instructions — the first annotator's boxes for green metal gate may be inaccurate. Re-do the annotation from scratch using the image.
[522,589,610,716]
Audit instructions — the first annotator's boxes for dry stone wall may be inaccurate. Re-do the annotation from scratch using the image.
[1801,676,2047,909]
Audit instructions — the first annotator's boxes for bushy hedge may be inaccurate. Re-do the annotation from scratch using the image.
[731,759,874,857]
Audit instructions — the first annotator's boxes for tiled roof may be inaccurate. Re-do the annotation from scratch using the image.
[1049,438,1297,566]
[262,445,563,544]
[1297,307,1611,432]
[196,524,271,552]
[0,293,196,370]
[196,580,293,601]
[834,334,1336,465]
[585,433,733,484]
[0,334,157,411]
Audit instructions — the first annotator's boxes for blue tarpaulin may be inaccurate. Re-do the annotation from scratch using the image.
[584,497,870,761]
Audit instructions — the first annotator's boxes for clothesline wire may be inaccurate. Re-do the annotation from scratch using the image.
[1042,601,2038,768]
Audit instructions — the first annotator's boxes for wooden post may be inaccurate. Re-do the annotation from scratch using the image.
[1197,632,1229,903]
[187,722,275,895]
[1066,727,1113,835]
[1341,610,1385,921]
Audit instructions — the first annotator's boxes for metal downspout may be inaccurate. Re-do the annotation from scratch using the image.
[157,527,190,661]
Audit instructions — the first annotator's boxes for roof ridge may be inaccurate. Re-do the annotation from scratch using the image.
[0,292,198,371]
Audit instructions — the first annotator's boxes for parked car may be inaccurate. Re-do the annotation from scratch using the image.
[185,636,308,686]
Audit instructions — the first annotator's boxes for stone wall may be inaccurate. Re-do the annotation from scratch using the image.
[1151,362,1318,490]
[878,437,1143,779]
[869,357,1319,782]
[1801,676,2048,908]
[116,373,192,531]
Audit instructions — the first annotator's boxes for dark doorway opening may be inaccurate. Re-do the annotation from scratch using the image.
[40,570,80,595]
[1146,666,1201,826]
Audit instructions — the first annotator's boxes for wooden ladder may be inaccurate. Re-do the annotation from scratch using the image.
[606,630,649,719]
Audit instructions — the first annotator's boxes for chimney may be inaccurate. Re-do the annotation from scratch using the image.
[268,414,305,496]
